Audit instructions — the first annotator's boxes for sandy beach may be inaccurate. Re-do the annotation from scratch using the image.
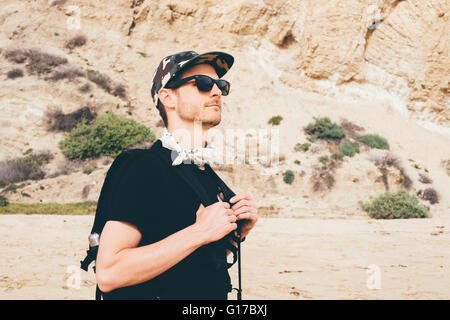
[1,214,449,300]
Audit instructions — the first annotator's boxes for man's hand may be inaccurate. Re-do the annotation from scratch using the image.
[226,193,258,240]
[195,202,238,245]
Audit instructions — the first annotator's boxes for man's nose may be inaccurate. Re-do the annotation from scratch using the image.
[210,83,222,97]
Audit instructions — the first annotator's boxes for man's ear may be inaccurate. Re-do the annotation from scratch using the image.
[158,88,176,111]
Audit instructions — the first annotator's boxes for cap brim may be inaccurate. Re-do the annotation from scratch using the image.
[177,51,234,78]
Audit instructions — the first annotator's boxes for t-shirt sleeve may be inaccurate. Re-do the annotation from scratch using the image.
[106,154,160,232]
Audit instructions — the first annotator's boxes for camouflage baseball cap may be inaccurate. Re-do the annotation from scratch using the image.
[151,50,234,106]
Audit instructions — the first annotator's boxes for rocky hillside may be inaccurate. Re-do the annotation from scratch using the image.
[0,0,449,218]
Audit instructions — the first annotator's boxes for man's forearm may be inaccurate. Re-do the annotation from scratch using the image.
[97,224,205,293]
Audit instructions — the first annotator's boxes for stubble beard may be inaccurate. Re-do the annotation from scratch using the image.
[178,102,221,128]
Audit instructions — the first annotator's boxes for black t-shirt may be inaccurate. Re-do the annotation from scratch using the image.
[101,148,231,300]
[192,165,222,202]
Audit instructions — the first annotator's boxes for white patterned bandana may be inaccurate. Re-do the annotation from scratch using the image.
[159,128,216,166]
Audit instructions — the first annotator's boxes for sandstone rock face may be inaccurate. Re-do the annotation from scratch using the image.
[127,0,449,127]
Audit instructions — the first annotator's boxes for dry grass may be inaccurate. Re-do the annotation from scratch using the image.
[47,159,84,178]
[418,173,432,184]
[0,151,54,184]
[310,159,340,192]
[340,119,364,140]
[6,68,24,79]
[65,35,87,50]
[417,188,439,205]
[44,106,97,132]
[46,66,85,82]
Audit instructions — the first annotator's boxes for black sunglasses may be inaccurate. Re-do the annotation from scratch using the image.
[165,75,230,96]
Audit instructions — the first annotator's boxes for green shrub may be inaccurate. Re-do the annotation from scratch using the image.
[0,195,9,207]
[332,153,344,160]
[359,189,430,219]
[83,165,96,175]
[359,134,389,150]
[294,160,301,165]
[294,143,310,152]
[23,148,33,155]
[4,183,26,193]
[59,111,155,160]
[304,117,346,141]
[268,115,283,125]
[283,170,294,184]
[339,141,360,157]
[319,155,329,164]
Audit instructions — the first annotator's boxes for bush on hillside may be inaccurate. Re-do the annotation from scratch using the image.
[86,69,128,100]
[7,68,24,79]
[418,173,432,184]
[0,195,9,207]
[65,35,87,50]
[359,189,430,219]
[59,111,155,160]
[304,117,346,142]
[0,150,54,184]
[268,115,283,125]
[25,49,68,75]
[340,119,364,139]
[359,134,389,150]
[417,188,439,205]
[283,170,294,184]
[44,106,97,132]
[46,66,85,82]
[338,141,360,157]
[294,143,310,152]
[311,159,340,192]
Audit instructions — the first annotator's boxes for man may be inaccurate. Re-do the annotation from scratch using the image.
[95,51,258,299]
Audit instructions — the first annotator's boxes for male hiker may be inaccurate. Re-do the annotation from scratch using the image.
[94,51,258,299]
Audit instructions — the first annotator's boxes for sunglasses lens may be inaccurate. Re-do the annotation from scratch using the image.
[217,80,230,96]
[196,76,214,92]
[196,76,230,96]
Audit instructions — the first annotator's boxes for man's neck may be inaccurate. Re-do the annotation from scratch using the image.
[166,121,208,149]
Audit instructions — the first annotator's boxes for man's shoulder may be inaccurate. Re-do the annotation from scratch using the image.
[117,140,163,162]
[109,140,166,175]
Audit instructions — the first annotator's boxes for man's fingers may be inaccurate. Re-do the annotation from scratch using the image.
[231,199,252,210]
[225,209,235,215]
[220,201,231,209]
[233,206,258,215]
[229,223,238,231]
[236,212,257,221]
[230,193,253,204]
